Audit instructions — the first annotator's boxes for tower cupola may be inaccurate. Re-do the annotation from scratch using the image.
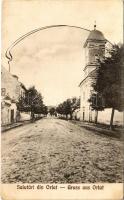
[84,29,106,48]
[83,27,107,77]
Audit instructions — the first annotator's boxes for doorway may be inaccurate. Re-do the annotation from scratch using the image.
[11,109,14,123]
[83,112,85,121]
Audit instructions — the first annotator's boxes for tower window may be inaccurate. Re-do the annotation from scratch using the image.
[95,54,99,61]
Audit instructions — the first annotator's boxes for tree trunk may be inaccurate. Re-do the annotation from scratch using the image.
[31,111,35,122]
[70,113,72,120]
[95,110,98,124]
[110,108,115,130]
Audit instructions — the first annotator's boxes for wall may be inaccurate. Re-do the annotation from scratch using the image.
[20,112,31,121]
[80,77,92,121]
[79,108,123,126]
[1,66,21,100]
[1,103,11,125]
[98,109,123,125]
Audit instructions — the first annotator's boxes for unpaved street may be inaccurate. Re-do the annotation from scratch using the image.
[1,118,123,183]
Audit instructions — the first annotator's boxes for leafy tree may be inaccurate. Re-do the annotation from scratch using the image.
[42,105,48,116]
[49,107,56,116]
[88,92,105,123]
[56,103,64,116]
[17,86,47,121]
[56,97,80,119]
[90,44,124,129]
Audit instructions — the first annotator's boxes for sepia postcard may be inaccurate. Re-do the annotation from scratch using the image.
[1,0,124,199]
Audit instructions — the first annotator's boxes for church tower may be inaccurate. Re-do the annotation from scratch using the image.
[79,25,107,121]
[83,24,106,78]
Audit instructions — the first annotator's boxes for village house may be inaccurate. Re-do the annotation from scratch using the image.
[79,26,123,125]
[1,66,27,125]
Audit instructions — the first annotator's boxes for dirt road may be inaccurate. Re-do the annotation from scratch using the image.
[1,118,123,183]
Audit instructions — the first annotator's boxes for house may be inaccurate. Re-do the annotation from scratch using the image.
[1,66,27,125]
[79,26,123,125]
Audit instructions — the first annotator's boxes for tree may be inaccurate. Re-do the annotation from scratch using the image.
[17,86,47,121]
[88,92,105,123]
[49,107,56,116]
[42,105,48,116]
[90,44,124,129]
[69,97,80,119]
[56,103,64,117]
[56,97,80,119]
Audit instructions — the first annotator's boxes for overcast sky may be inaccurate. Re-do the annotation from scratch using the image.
[2,0,123,106]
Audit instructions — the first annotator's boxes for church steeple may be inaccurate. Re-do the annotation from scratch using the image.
[83,27,107,77]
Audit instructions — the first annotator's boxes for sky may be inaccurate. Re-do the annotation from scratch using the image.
[2,0,123,106]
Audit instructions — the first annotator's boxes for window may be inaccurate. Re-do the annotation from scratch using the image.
[1,88,6,96]
[95,54,99,61]
[16,85,20,94]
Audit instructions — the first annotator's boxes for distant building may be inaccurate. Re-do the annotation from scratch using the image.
[1,66,27,125]
[79,26,123,125]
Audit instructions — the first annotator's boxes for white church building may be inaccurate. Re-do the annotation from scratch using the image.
[79,26,123,125]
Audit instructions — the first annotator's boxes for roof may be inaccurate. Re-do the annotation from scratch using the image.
[84,29,107,47]
[79,68,97,87]
[12,74,19,80]
[4,95,11,100]
[88,29,106,40]
[20,83,27,91]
